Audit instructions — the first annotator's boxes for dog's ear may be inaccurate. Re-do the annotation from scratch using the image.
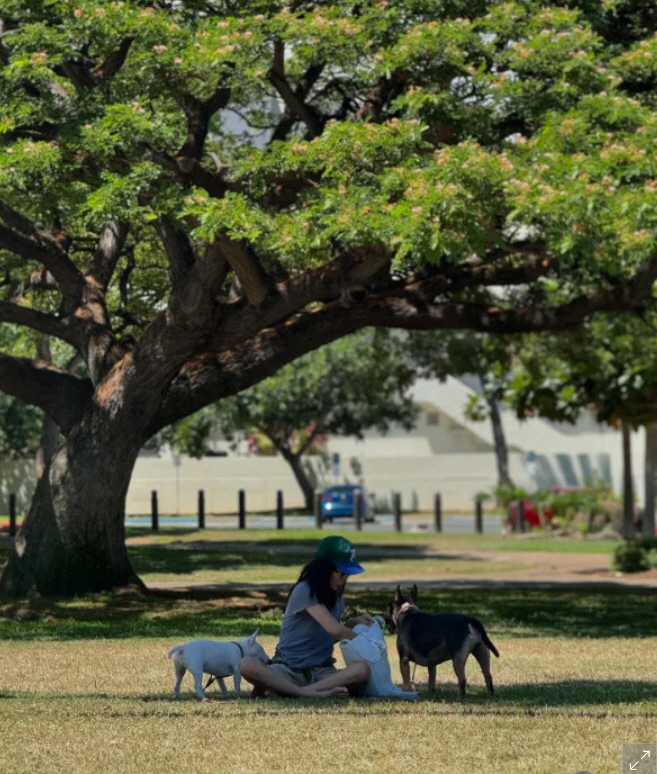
[250,629,260,641]
[410,584,418,603]
[394,585,403,603]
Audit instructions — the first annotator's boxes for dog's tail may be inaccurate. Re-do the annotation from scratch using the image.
[472,621,500,658]
[481,629,500,658]
[167,645,184,659]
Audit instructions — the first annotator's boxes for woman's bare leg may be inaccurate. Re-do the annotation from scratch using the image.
[240,657,349,698]
[307,662,370,695]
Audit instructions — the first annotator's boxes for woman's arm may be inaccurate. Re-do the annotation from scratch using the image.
[306,604,358,640]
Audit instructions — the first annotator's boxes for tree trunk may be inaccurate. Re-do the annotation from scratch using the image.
[482,379,513,488]
[35,338,60,478]
[621,421,635,540]
[643,422,657,538]
[0,417,144,597]
[279,447,315,512]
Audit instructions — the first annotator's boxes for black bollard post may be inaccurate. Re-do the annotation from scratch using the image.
[434,493,442,533]
[475,498,483,534]
[151,490,159,532]
[393,492,402,532]
[198,489,205,530]
[276,490,284,530]
[518,499,527,533]
[239,489,246,530]
[9,493,16,537]
[314,490,323,529]
[354,490,363,532]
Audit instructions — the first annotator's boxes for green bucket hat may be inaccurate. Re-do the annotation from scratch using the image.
[316,535,364,575]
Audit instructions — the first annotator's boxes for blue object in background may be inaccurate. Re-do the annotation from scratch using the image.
[320,484,371,522]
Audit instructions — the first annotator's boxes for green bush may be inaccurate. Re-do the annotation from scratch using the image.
[493,484,528,510]
[648,549,657,570]
[613,542,651,573]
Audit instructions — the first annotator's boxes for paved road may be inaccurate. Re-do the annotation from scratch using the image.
[125,512,504,535]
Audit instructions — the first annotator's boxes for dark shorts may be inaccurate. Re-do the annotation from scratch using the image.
[268,662,339,687]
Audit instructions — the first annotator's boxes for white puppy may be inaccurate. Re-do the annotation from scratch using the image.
[167,631,269,700]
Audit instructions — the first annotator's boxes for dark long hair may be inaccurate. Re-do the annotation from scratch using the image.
[289,557,343,610]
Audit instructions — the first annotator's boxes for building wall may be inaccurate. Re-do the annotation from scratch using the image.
[121,451,530,513]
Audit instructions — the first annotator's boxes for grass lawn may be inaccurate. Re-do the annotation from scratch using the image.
[0,530,648,774]
[1,581,657,774]
[125,524,623,553]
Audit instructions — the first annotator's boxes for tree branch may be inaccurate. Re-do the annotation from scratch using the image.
[149,253,657,434]
[94,37,135,81]
[155,218,197,286]
[88,221,129,290]
[215,235,272,306]
[180,85,232,160]
[0,204,84,304]
[149,303,366,434]
[268,41,323,139]
[0,302,81,346]
[0,354,93,434]
[140,144,240,198]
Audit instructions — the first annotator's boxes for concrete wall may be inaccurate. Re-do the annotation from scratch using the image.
[125,451,531,513]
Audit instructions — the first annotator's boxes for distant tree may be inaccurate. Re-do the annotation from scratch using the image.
[409,331,518,488]
[505,313,657,538]
[169,330,419,510]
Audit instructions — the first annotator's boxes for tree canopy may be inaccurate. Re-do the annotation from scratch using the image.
[2,0,657,595]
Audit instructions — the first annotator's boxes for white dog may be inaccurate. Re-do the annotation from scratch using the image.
[167,631,269,700]
[339,617,418,700]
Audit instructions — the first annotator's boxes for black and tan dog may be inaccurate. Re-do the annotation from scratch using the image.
[387,585,499,696]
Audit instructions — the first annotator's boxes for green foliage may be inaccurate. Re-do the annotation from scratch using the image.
[169,329,419,457]
[506,313,657,427]
[4,0,657,440]
[613,540,651,573]
[0,393,41,458]
[493,483,528,509]
[4,0,657,297]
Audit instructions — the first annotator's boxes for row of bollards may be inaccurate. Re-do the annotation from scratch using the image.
[3,491,525,536]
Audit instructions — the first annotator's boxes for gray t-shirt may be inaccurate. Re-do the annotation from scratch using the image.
[274,580,345,669]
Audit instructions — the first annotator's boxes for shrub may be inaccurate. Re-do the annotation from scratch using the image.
[613,542,651,573]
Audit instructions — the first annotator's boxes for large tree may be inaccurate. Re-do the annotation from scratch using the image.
[2,0,657,596]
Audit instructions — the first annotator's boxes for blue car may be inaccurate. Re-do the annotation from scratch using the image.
[320,485,372,522]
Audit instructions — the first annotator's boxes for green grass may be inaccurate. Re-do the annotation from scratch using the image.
[0,529,655,774]
[124,525,623,553]
[1,590,657,774]
[128,544,528,584]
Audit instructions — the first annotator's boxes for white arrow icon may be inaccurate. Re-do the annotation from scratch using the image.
[643,752,651,759]
[630,763,638,770]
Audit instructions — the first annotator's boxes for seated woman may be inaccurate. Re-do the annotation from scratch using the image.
[240,535,373,698]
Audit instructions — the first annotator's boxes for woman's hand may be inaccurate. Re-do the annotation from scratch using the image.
[347,613,376,628]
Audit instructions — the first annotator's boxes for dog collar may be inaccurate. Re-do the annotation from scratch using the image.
[231,641,245,658]
[392,602,416,627]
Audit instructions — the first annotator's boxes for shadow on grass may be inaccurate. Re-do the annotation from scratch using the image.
[361,586,657,639]
[2,585,657,641]
[3,680,656,713]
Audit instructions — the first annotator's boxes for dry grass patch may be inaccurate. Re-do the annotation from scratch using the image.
[1,637,656,774]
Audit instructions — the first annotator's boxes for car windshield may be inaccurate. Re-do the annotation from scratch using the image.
[326,486,361,494]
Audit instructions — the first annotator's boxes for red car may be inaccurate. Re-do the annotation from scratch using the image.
[508,499,554,528]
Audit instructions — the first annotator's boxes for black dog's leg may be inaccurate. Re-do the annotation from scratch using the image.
[427,664,436,692]
[400,657,413,691]
[472,643,494,696]
[451,652,468,697]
